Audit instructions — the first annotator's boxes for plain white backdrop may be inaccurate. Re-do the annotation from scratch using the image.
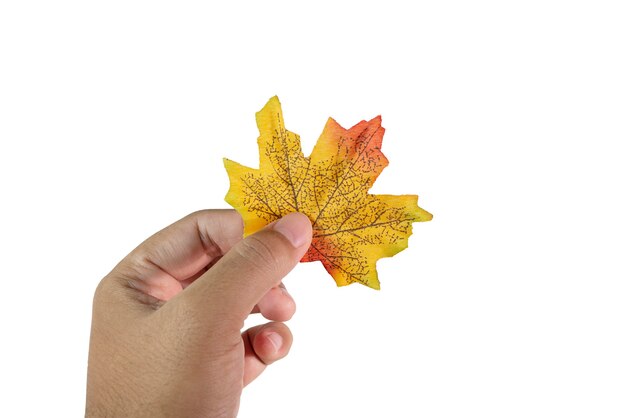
[1,1,625,417]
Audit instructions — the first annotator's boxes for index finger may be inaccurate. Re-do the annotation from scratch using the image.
[114,209,244,301]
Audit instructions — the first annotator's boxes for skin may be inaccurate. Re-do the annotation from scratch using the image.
[86,210,313,417]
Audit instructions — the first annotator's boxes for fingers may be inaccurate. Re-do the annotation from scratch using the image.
[251,283,296,321]
[242,322,293,387]
[115,210,243,301]
[177,212,312,328]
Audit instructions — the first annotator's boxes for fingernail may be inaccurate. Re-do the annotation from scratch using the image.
[266,332,282,354]
[272,213,311,248]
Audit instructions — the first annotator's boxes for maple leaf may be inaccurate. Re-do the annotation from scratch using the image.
[224,97,432,289]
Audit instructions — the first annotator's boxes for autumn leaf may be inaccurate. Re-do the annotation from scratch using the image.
[224,97,432,289]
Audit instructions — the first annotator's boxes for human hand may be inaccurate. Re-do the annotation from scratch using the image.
[86,210,312,417]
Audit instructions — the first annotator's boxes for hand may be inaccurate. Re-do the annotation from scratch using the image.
[86,210,312,417]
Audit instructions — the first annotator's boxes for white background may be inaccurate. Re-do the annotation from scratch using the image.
[1,1,625,417]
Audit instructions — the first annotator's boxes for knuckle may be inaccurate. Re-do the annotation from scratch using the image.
[91,275,124,314]
[93,275,114,302]
[234,234,283,274]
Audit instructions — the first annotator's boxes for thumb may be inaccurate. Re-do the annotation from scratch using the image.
[177,212,312,327]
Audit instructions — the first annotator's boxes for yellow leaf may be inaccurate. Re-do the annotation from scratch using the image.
[224,96,432,289]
